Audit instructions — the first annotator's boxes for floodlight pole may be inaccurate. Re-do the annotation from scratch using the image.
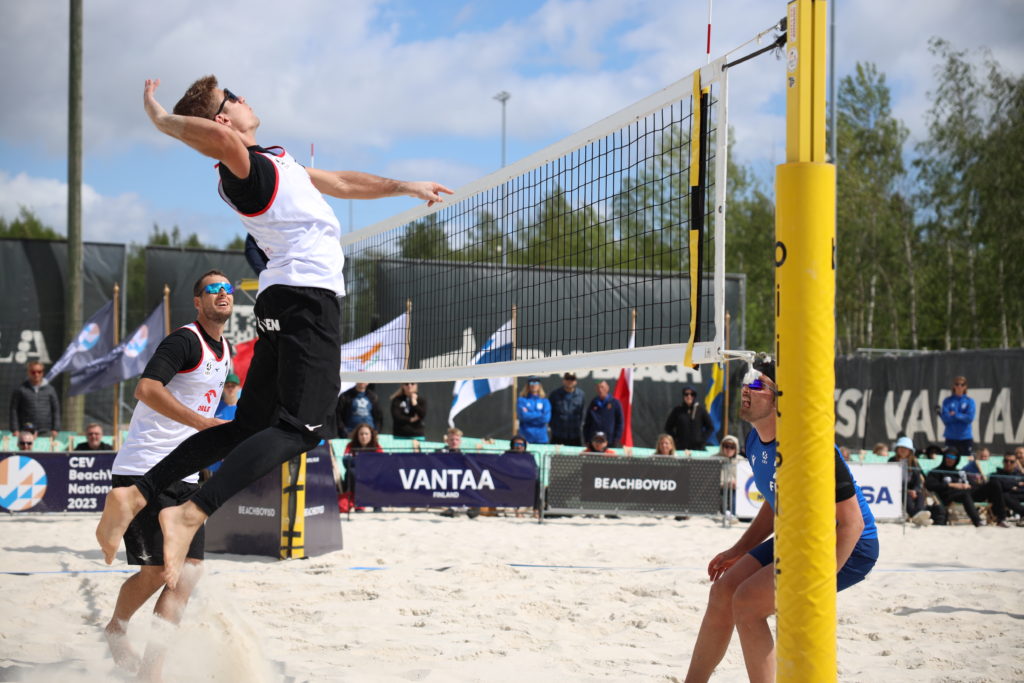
[494,91,511,267]
[493,91,510,168]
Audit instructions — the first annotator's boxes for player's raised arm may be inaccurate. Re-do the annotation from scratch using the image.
[143,78,250,179]
[306,167,453,206]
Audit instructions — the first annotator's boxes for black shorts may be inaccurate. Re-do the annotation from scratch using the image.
[235,285,341,439]
[112,474,206,566]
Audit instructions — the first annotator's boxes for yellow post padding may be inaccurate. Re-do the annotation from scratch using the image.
[775,161,836,681]
[280,453,308,559]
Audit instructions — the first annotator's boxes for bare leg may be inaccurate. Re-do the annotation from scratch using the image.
[732,564,777,683]
[137,560,204,682]
[158,502,208,590]
[96,485,148,564]
[103,566,165,672]
[684,554,764,683]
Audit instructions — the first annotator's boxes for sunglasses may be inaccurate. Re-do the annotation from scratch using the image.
[18,441,33,448]
[203,282,234,295]
[745,378,775,393]
[511,442,526,448]
[683,391,696,397]
[722,444,737,449]
[213,88,239,117]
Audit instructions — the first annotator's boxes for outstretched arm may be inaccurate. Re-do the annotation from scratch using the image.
[306,167,454,206]
[142,79,250,178]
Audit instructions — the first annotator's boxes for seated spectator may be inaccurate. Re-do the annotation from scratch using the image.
[74,423,113,451]
[341,423,383,513]
[516,377,551,444]
[336,382,383,438]
[16,424,37,451]
[962,447,991,484]
[654,433,677,456]
[925,448,1009,527]
[504,435,529,455]
[214,373,241,420]
[993,451,1024,524]
[871,442,889,458]
[888,436,929,525]
[435,427,463,454]
[582,431,615,456]
[839,446,852,462]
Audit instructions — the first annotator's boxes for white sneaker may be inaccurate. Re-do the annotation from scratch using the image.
[911,510,931,526]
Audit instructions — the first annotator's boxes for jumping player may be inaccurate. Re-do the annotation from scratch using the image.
[104,270,233,678]
[683,358,879,683]
[97,76,453,588]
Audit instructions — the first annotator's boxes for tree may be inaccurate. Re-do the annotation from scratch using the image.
[399,213,449,260]
[0,207,62,240]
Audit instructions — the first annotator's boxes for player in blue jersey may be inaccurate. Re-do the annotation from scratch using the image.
[684,357,879,683]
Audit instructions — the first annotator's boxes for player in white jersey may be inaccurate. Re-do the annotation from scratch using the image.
[103,270,232,678]
[97,75,452,589]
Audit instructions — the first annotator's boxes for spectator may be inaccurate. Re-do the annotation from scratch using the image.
[9,361,60,439]
[16,424,36,451]
[517,377,551,445]
[506,434,535,518]
[435,427,464,454]
[505,434,529,455]
[940,375,976,456]
[336,382,384,438]
[925,448,1009,527]
[341,422,383,513]
[663,385,714,451]
[391,382,426,439]
[583,381,623,446]
[715,434,741,515]
[75,423,114,451]
[654,433,677,456]
[871,442,889,458]
[549,372,585,446]
[582,431,615,456]
[888,436,929,525]
[962,447,990,484]
[993,451,1024,524]
[214,373,241,420]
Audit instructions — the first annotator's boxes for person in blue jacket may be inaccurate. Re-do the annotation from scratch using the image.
[940,375,976,456]
[583,380,623,447]
[517,377,551,444]
[684,357,879,683]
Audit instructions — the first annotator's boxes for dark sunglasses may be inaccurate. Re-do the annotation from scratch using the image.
[213,88,239,117]
[203,282,234,295]
[683,391,696,397]
[511,441,526,448]
[722,443,737,449]
[18,441,33,448]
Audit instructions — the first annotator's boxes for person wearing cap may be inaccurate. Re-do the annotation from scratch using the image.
[888,436,929,525]
[583,380,623,447]
[215,372,241,421]
[684,357,880,683]
[516,377,551,444]
[548,372,585,446]
[940,375,976,456]
[582,431,615,456]
[664,384,715,451]
[924,447,1009,527]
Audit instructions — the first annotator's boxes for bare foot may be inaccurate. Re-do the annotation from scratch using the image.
[104,620,140,673]
[158,502,207,590]
[96,486,147,564]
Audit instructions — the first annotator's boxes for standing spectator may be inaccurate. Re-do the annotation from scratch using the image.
[888,436,929,525]
[391,382,426,439]
[16,425,36,451]
[715,435,741,514]
[654,433,677,456]
[336,382,383,437]
[663,385,714,451]
[75,423,114,451]
[940,375,976,456]
[549,372,585,446]
[583,381,623,447]
[582,431,615,456]
[214,373,241,421]
[9,361,60,439]
[517,377,551,444]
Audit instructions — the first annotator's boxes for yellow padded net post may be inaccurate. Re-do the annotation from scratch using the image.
[280,453,308,559]
[775,0,837,680]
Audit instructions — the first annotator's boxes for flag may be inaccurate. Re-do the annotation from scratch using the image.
[448,320,513,427]
[705,361,725,446]
[338,311,409,393]
[232,338,257,385]
[612,330,635,447]
[69,301,165,396]
[45,300,116,382]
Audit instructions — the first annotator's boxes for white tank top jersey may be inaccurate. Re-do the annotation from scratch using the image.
[113,324,231,483]
[217,146,346,296]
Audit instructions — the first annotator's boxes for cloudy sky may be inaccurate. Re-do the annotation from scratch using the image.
[1,0,1021,247]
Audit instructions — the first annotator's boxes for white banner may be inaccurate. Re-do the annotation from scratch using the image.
[733,461,903,521]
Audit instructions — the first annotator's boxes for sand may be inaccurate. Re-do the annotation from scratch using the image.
[0,512,1022,682]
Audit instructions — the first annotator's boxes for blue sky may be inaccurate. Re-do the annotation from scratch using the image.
[1,0,1022,247]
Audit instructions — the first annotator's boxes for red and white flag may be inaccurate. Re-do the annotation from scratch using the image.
[612,330,635,447]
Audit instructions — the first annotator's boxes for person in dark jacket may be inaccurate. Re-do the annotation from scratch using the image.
[993,452,1024,522]
[663,385,714,451]
[925,448,1009,527]
[336,383,384,438]
[582,381,623,447]
[390,382,427,438]
[548,372,585,445]
[9,361,60,438]
[887,436,929,524]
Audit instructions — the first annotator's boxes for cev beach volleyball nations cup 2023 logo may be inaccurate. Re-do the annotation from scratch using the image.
[0,455,48,512]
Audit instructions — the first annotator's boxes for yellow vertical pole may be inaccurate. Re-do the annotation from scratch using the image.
[280,453,308,559]
[111,283,120,450]
[775,0,837,681]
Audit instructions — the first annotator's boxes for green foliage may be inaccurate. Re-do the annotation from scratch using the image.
[225,235,246,250]
[0,207,62,240]
[399,213,449,260]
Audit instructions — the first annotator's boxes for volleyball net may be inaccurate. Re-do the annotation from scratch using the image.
[339,56,730,383]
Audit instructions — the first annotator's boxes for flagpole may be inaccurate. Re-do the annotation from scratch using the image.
[111,283,121,450]
[511,304,518,437]
[628,308,636,454]
[723,310,731,439]
[163,284,171,335]
[404,299,412,370]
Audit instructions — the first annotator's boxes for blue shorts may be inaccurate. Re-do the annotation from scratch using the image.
[749,535,879,591]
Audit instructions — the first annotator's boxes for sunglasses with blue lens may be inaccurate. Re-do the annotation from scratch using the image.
[203,282,234,295]
[745,378,774,392]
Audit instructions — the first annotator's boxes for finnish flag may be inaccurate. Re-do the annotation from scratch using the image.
[448,320,514,427]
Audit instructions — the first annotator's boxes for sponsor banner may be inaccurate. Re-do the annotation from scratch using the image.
[733,461,903,520]
[0,451,115,513]
[547,455,723,514]
[354,452,537,507]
